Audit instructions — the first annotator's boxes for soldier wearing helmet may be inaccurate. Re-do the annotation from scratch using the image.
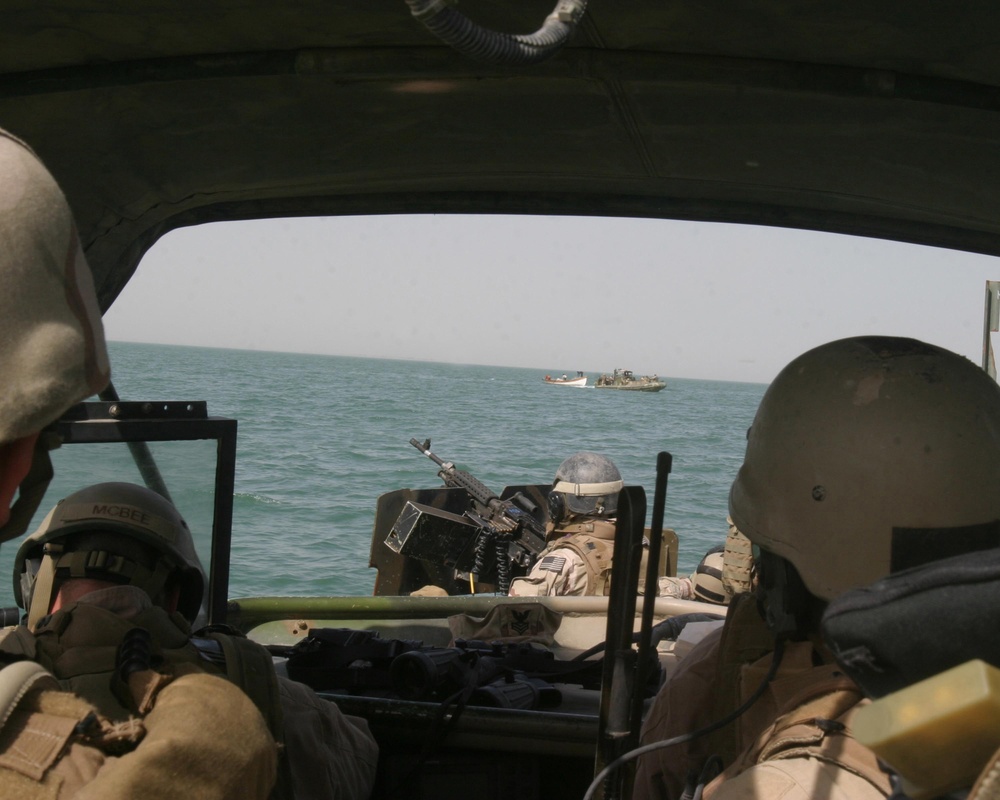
[509,451,624,596]
[635,336,1000,800]
[14,481,205,631]
[656,545,733,605]
[0,130,277,798]
[2,481,379,800]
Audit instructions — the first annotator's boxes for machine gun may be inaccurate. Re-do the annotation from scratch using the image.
[383,438,548,593]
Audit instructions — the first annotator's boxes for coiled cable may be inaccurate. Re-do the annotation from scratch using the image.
[404,0,587,66]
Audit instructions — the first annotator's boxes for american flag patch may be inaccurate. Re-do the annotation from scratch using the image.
[539,556,567,573]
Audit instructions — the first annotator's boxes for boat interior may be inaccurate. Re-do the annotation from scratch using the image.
[6,1,1000,797]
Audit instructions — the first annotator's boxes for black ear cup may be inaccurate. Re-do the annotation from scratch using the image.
[547,491,564,525]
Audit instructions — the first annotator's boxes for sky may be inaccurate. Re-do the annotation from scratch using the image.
[102,214,1000,385]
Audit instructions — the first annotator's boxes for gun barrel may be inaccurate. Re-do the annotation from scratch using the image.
[409,436,497,506]
[410,437,447,468]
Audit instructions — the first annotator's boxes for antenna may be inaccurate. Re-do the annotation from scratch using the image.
[983,281,1000,380]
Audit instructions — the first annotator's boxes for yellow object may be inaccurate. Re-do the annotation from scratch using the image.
[853,659,1000,799]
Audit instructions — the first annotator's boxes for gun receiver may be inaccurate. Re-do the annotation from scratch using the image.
[389,438,548,592]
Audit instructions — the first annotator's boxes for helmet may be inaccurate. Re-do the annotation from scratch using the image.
[0,130,109,446]
[549,452,623,519]
[15,482,205,625]
[730,336,1000,603]
[691,546,729,605]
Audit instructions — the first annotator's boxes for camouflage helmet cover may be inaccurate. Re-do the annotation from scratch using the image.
[552,451,623,516]
[0,130,110,445]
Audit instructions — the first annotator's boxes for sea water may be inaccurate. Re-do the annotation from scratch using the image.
[2,342,767,604]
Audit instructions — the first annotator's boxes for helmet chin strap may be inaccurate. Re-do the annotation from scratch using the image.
[26,541,62,631]
[0,433,58,545]
[26,542,175,630]
[755,549,825,639]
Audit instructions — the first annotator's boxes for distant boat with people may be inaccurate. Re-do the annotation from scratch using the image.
[594,368,666,392]
[543,371,588,387]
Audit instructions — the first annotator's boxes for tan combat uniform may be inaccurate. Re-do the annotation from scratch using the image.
[0,586,378,800]
[632,595,890,800]
[0,133,276,799]
[0,651,277,800]
[508,518,616,596]
[655,575,695,599]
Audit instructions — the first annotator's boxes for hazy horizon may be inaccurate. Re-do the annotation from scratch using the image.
[106,337,771,387]
[103,214,1000,385]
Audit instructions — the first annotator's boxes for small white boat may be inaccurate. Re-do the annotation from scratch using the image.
[544,371,588,387]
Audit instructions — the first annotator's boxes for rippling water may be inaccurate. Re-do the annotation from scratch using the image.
[2,342,767,603]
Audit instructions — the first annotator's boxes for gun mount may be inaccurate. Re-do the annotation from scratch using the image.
[378,438,548,595]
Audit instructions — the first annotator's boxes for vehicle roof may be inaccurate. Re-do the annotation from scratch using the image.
[3,1,1000,309]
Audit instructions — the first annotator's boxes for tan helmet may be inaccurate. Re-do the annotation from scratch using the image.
[730,336,1000,603]
[15,482,205,626]
[691,546,729,605]
[549,452,624,519]
[0,130,110,446]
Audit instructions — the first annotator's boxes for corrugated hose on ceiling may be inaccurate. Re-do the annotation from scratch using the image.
[404,0,587,66]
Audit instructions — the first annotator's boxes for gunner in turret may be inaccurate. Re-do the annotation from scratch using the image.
[509,451,624,596]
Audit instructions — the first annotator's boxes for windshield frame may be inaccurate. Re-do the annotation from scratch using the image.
[51,400,237,623]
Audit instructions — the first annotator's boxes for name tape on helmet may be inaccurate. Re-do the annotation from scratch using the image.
[57,503,180,543]
[552,479,624,498]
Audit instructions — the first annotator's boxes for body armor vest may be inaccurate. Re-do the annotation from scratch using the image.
[0,603,200,720]
[541,519,616,595]
[704,678,891,797]
[694,599,890,798]
[0,602,282,742]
